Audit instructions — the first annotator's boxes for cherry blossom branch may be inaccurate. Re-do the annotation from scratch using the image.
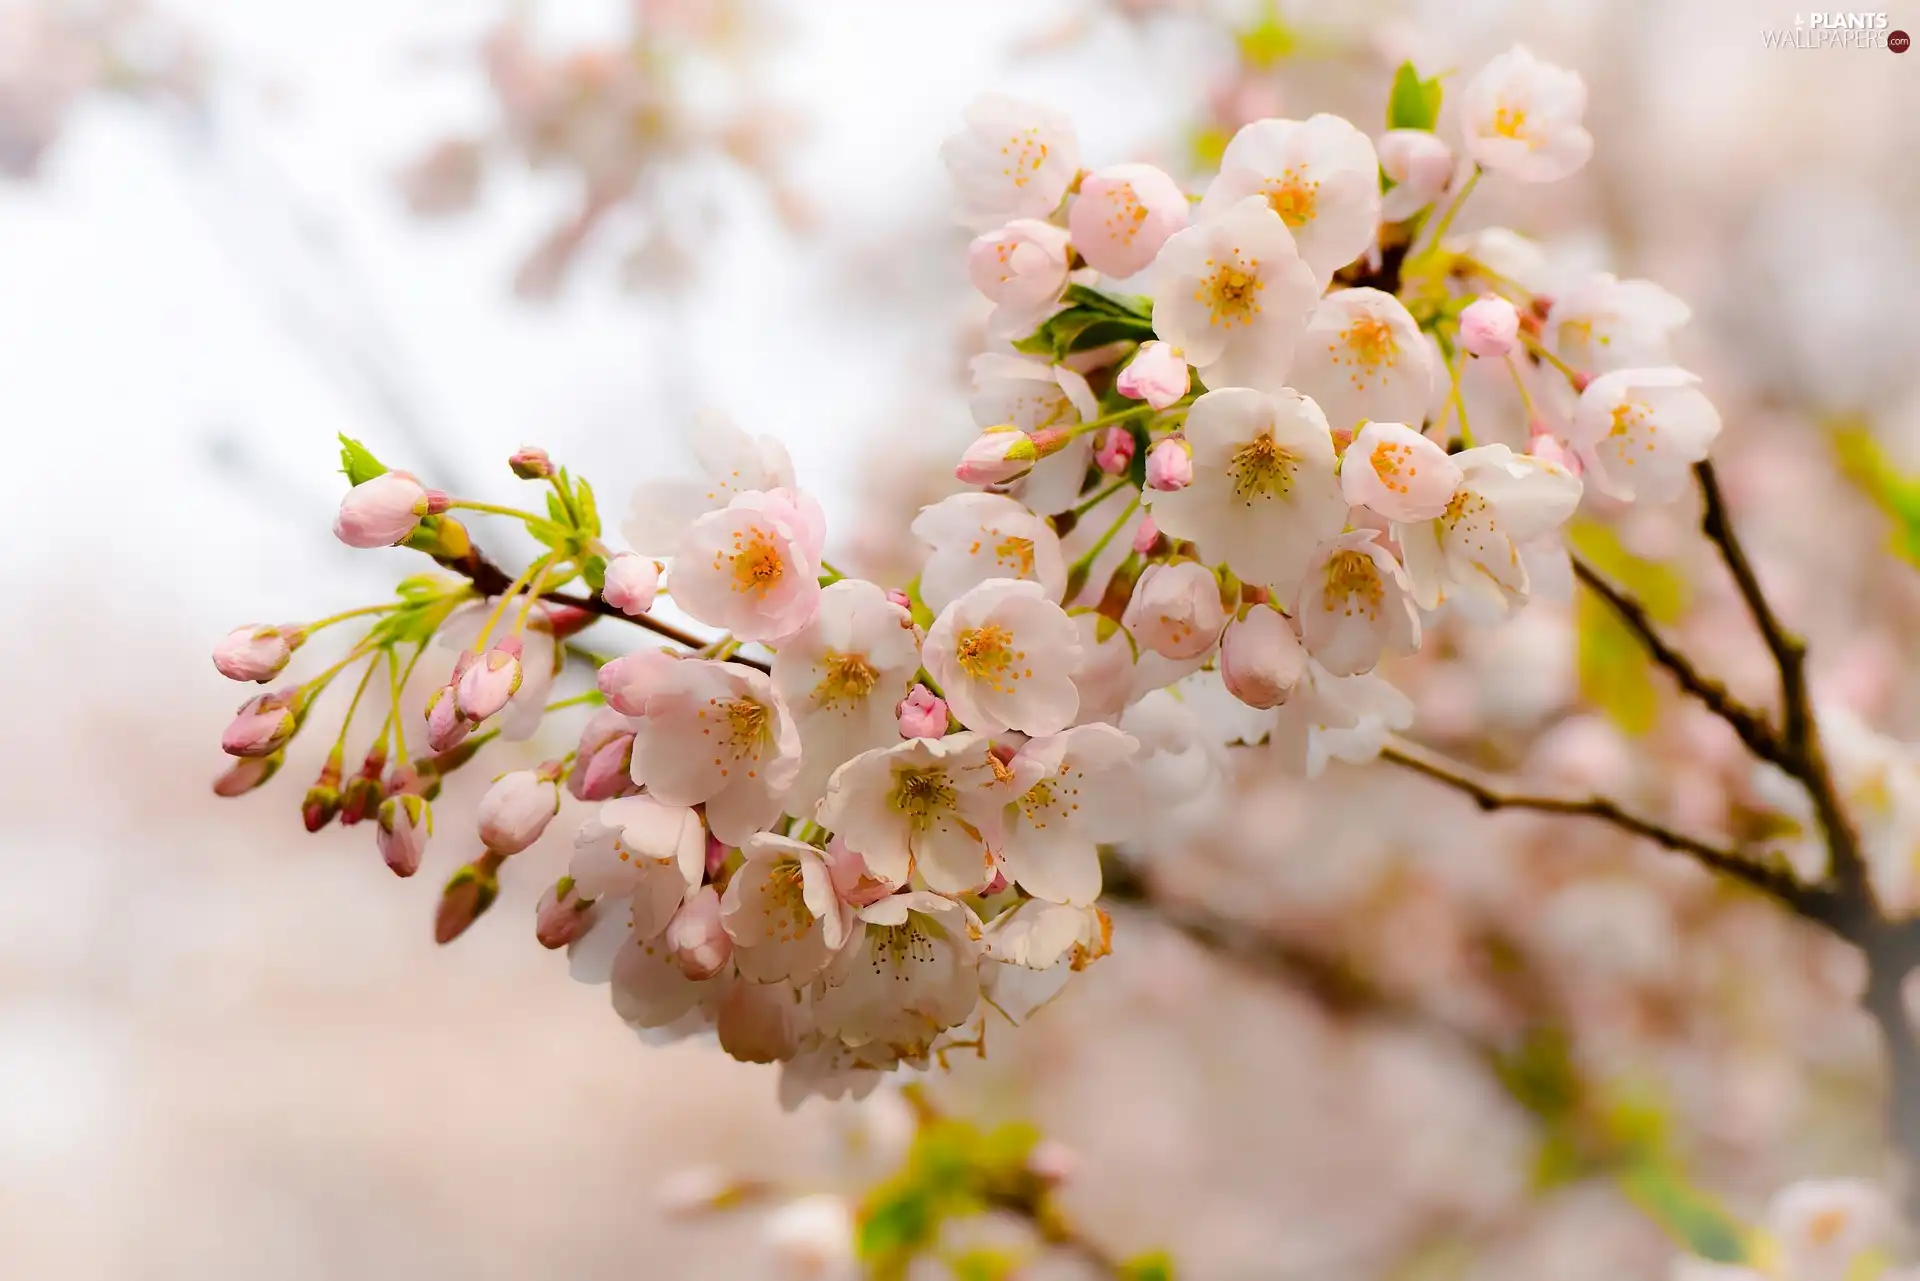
[435,540,773,673]
[1376,739,1839,923]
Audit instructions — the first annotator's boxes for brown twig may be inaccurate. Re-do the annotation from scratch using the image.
[435,540,772,672]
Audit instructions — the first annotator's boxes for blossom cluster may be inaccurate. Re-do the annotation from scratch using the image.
[212,44,1732,1104]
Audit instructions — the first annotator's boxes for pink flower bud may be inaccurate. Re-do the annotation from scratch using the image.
[1028,1139,1079,1185]
[567,708,638,800]
[955,424,1039,486]
[1145,437,1192,491]
[375,791,432,878]
[1377,128,1455,222]
[424,682,472,753]
[535,877,597,949]
[825,839,900,907]
[1115,341,1190,410]
[1528,422,1584,476]
[476,769,560,855]
[1131,513,1162,556]
[222,690,298,758]
[302,749,344,832]
[1123,561,1228,660]
[705,833,732,878]
[1094,426,1135,476]
[596,648,676,717]
[1459,295,1520,359]
[666,886,732,980]
[509,445,554,480]
[896,683,949,739]
[1219,605,1307,710]
[966,219,1071,315]
[338,743,387,826]
[981,867,1008,896]
[212,752,282,797]
[435,853,502,944]
[885,587,913,613]
[213,624,300,683]
[333,470,428,549]
[1068,163,1189,278]
[602,553,661,617]
[455,637,523,724]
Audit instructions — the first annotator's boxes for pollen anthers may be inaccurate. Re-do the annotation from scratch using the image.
[698,694,774,773]
[756,857,813,943]
[1321,549,1385,618]
[722,522,785,596]
[955,622,1027,690]
[1368,437,1421,496]
[872,919,939,974]
[1492,101,1530,142]
[1228,430,1299,500]
[1262,164,1318,229]
[889,764,958,830]
[1098,182,1151,245]
[997,126,1049,188]
[1197,252,1264,327]
[1607,399,1656,457]
[1330,314,1398,389]
[811,649,880,709]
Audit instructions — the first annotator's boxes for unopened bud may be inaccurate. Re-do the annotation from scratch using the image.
[213,751,283,797]
[706,833,732,879]
[1377,128,1454,222]
[535,876,597,949]
[302,748,345,832]
[1028,1139,1080,1185]
[424,673,472,753]
[602,553,661,617]
[896,683,949,739]
[375,791,432,877]
[213,624,301,683]
[509,445,554,480]
[455,636,523,723]
[435,851,503,944]
[333,470,428,549]
[1145,437,1192,491]
[1115,340,1190,410]
[477,769,561,855]
[1093,426,1135,476]
[666,886,732,980]
[885,588,913,613]
[1459,295,1519,359]
[824,839,900,907]
[222,689,299,758]
[1219,604,1306,710]
[955,424,1039,486]
[1131,513,1163,556]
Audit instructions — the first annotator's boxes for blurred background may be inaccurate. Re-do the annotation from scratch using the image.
[4,0,1920,1277]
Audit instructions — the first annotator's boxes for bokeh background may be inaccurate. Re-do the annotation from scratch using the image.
[5,0,1920,1277]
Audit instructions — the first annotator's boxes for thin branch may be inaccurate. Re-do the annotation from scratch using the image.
[1570,554,1780,767]
[1378,739,1843,927]
[435,542,772,672]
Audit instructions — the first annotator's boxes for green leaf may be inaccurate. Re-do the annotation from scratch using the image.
[393,574,449,604]
[1013,287,1156,363]
[574,477,601,538]
[1834,424,1920,569]
[1386,61,1444,132]
[338,434,389,486]
[366,592,465,649]
[1619,1161,1749,1264]
[1120,1250,1177,1280]
[949,1247,1022,1281]
[582,554,608,594]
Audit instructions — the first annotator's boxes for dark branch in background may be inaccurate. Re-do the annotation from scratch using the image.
[1386,458,1920,1216]
[436,539,772,673]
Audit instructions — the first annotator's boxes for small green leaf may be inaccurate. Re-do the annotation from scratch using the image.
[1834,423,1920,570]
[582,554,608,594]
[1060,283,1152,319]
[1386,61,1444,132]
[367,592,465,648]
[338,434,389,486]
[545,491,570,528]
[1013,287,1156,363]
[1619,1161,1749,1264]
[949,1247,1022,1281]
[1120,1250,1177,1280]
[574,477,601,537]
[393,574,450,604]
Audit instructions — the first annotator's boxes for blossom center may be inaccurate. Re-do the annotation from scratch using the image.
[1368,439,1421,495]
[724,525,785,597]
[1321,550,1384,618]
[1606,400,1657,465]
[1328,315,1398,390]
[994,534,1036,577]
[723,696,772,753]
[889,766,957,830]
[872,919,937,971]
[1263,166,1318,229]
[998,127,1049,189]
[759,859,813,943]
[813,649,880,709]
[1100,183,1150,245]
[1492,102,1530,141]
[1228,431,1299,500]
[1806,1208,1850,1246]
[955,623,1024,686]
[1198,257,1264,326]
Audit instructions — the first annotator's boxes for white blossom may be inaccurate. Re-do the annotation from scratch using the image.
[1297,529,1421,677]
[1287,288,1436,437]
[817,732,1012,895]
[627,659,802,845]
[940,93,1079,229]
[924,578,1083,737]
[1145,386,1348,598]
[624,413,795,555]
[1547,273,1692,373]
[1150,196,1320,394]
[1460,46,1593,183]
[1398,444,1583,614]
[1199,114,1381,286]
[997,723,1137,905]
[721,833,849,984]
[968,353,1100,515]
[911,491,1067,614]
[1567,367,1722,503]
[813,892,984,1055]
[669,487,826,642]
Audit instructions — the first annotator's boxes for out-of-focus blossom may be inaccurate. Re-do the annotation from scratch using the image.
[1460,46,1593,182]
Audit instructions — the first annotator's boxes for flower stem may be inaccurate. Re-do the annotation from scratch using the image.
[304,603,393,634]
[1070,477,1131,520]
[387,648,411,763]
[1070,494,1142,577]
[1521,332,1583,386]
[1419,165,1480,256]
[475,554,552,652]
[544,690,605,713]
[331,651,385,753]
[447,499,551,524]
